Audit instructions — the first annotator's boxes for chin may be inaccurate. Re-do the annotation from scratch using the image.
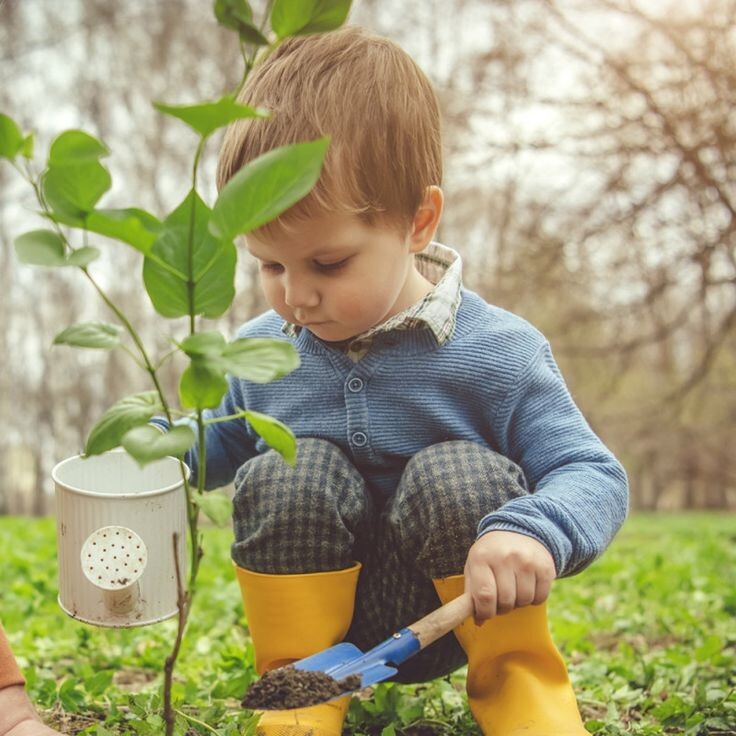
[308,323,354,342]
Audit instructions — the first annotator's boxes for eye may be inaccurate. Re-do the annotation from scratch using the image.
[260,262,283,273]
[315,257,350,272]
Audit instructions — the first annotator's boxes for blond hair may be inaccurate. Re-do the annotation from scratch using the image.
[217,26,442,237]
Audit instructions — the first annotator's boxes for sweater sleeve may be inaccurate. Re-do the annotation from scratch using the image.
[479,340,629,577]
[0,623,25,689]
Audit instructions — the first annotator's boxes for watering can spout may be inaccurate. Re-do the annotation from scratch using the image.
[103,582,141,615]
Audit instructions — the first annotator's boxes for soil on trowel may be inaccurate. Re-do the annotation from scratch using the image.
[242,665,362,710]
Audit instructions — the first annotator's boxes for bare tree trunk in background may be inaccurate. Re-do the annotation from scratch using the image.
[438,0,736,509]
[0,173,13,516]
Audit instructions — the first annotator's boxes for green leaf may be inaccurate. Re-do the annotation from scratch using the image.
[49,207,161,254]
[271,0,313,38]
[300,0,351,34]
[92,727,115,736]
[177,334,296,406]
[42,163,112,220]
[221,338,300,383]
[195,492,233,528]
[14,229,66,266]
[48,130,109,165]
[179,331,228,358]
[695,635,723,662]
[154,95,269,138]
[53,322,122,349]
[154,194,220,277]
[85,392,162,456]
[396,694,424,725]
[653,693,691,722]
[271,0,351,38]
[83,669,114,697]
[143,190,236,318]
[584,722,606,731]
[179,360,229,410]
[178,334,298,387]
[122,424,196,466]
[15,230,100,268]
[244,410,296,464]
[214,0,270,45]
[0,113,24,160]
[209,137,329,240]
[42,130,111,219]
[58,677,85,713]
[66,246,100,267]
[21,133,35,159]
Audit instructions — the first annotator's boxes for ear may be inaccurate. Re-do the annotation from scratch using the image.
[407,186,444,253]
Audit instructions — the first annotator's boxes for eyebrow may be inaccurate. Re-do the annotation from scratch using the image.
[312,247,355,259]
[244,242,271,260]
[246,243,358,261]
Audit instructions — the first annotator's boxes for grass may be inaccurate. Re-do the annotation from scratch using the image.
[1,512,734,735]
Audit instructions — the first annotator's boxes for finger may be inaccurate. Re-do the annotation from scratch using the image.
[514,567,536,608]
[533,570,553,606]
[466,562,497,624]
[492,563,517,615]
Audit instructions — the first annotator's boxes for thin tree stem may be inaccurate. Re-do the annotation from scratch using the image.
[187,137,205,335]
[163,532,188,736]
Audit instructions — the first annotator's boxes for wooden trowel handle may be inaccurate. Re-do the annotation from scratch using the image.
[407,593,474,650]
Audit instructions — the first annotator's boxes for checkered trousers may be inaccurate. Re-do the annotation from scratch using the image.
[231,438,528,683]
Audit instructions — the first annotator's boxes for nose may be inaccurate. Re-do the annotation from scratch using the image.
[283,272,319,310]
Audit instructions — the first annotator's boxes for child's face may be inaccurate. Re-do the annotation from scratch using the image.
[245,210,432,343]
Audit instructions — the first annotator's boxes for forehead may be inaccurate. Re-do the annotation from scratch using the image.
[245,210,383,256]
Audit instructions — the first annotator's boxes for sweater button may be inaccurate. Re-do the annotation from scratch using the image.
[347,377,364,392]
[351,431,368,447]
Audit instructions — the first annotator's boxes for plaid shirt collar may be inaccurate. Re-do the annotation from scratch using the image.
[282,242,463,359]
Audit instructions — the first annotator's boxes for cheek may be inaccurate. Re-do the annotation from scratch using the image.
[330,278,391,319]
[260,276,286,311]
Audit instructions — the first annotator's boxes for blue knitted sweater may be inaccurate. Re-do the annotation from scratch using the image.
[190,288,628,578]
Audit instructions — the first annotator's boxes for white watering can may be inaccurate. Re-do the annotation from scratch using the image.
[52,450,189,628]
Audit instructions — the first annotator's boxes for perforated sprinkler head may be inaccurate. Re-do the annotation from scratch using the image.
[81,525,148,615]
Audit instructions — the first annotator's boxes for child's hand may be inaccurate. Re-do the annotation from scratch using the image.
[7,723,62,736]
[0,686,64,736]
[463,530,556,625]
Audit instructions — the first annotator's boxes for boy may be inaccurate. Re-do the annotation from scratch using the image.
[199,26,627,735]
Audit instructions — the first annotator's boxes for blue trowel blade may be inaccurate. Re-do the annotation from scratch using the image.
[293,642,364,673]
[334,662,398,689]
[293,628,419,694]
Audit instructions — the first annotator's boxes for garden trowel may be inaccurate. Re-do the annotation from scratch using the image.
[266,592,474,706]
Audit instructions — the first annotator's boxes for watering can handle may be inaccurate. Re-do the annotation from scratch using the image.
[407,592,475,650]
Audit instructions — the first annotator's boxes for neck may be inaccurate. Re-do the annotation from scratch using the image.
[387,263,434,320]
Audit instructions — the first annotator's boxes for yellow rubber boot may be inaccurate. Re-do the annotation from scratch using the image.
[434,575,587,736]
[235,563,361,736]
